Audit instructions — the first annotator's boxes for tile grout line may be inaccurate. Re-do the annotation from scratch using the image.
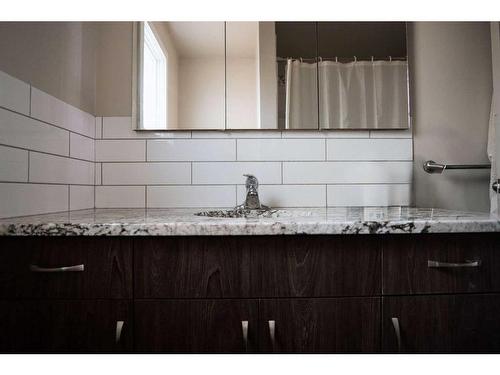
[27,151,30,182]
[325,184,328,207]
[7,146,96,164]
[29,85,32,116]
[0,105,95,140]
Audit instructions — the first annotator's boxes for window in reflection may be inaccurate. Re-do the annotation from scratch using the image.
[142,22,167,130]
[137,22,225,130]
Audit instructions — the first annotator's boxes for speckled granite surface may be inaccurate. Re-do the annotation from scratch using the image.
[1,207,499,236]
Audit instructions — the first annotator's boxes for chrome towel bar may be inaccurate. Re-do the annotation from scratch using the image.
[423,160,491,174]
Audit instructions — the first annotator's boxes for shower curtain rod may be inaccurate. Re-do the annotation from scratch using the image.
[276,56,407,62]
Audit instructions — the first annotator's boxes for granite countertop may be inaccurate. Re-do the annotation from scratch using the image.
[0,207,499,236]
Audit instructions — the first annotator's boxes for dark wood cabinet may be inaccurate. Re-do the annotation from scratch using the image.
[382,234,500,295]
[259,236,381,297]
[134,235,381,299]
[134,237,257,298]
[0,300,132,353]
[382,294,500,353]
[2,233,500,353]
[0,237,132,298]
[259,298,381,353]
[134,299,258,353]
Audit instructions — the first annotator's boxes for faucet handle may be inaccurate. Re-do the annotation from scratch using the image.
[243,174,258,189]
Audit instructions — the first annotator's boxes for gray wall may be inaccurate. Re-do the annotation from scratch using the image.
[410,22,493,212]
[95,22,133,117]
[0,22,99,114]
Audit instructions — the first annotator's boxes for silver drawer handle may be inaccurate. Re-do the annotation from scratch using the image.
[241,320,248,351]
[29,264,85,272]
[391,317,401,353]
[268,320,276,347]
[427,260,480,268]
[116,321,125,343]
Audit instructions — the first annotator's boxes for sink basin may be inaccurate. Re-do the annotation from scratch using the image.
[194,208,315,219]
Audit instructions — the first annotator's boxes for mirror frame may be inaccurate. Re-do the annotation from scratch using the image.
[132,21,411,132]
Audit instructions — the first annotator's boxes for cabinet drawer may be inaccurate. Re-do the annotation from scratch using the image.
[259,297,381,353]
[134,237,258,298]
[259,236,381,297]
[383,234,500,295]
[134,236,381,298]
[383,294,500,353]
[0,237,132,298]
[134,299,258,353]
[0,300,132,353]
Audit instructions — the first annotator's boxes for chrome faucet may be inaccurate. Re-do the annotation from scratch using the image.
[237,174,269,210]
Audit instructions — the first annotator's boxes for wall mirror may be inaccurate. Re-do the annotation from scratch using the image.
[134,21,409,131]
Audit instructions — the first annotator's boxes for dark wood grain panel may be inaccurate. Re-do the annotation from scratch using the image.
[0,300,132,353]
[134,299,259,353]
[0,237,132,298]
[134,237,258,298]
[259,297,381,353]
[382,233,500,295]
[383,294,500,353]
[259,236,381,297]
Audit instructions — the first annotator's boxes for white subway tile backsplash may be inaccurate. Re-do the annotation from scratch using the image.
[31,88,94,137]
[103,117,191,139]
[192,130,281,139]
[69,185,94,210]
[29,152,94,185]
[70,133,94,161]
[369,129,412,138]
[147,185,236,208]
[192,162,281,185]
[102,163,191,185]
[0,68,418,219]
[324,130,370,138]
[237,139,325,161]
[148,139,236,161]
[0,145,28,182]
[282,131,325,138]
[95,186,146,208]
[283,161,413,184]
[95,163,102,185]
[327,184,411,206]
[282,130,370,139]
[0,183,68,218]
[95,140,146,162]
[237,184,326,207]
[0,71,30,115]
[327,139,413,161]
[0,108,69,156]
[95,117,102,139]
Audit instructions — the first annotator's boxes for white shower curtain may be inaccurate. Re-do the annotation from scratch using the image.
[285,59,409,129]
[285,59,318,129]
[318,60,408,129]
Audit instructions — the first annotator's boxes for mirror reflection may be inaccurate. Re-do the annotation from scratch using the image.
[135,21,409,131]
[137,21,225,130]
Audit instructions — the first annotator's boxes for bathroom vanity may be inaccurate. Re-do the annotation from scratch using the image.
[1,207,500,353]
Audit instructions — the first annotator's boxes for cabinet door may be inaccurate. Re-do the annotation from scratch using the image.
[0,300,132,353]
[135,300,258,353]
[383,294,500,353]
[0,237,132,298]
[259,298,381,353]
